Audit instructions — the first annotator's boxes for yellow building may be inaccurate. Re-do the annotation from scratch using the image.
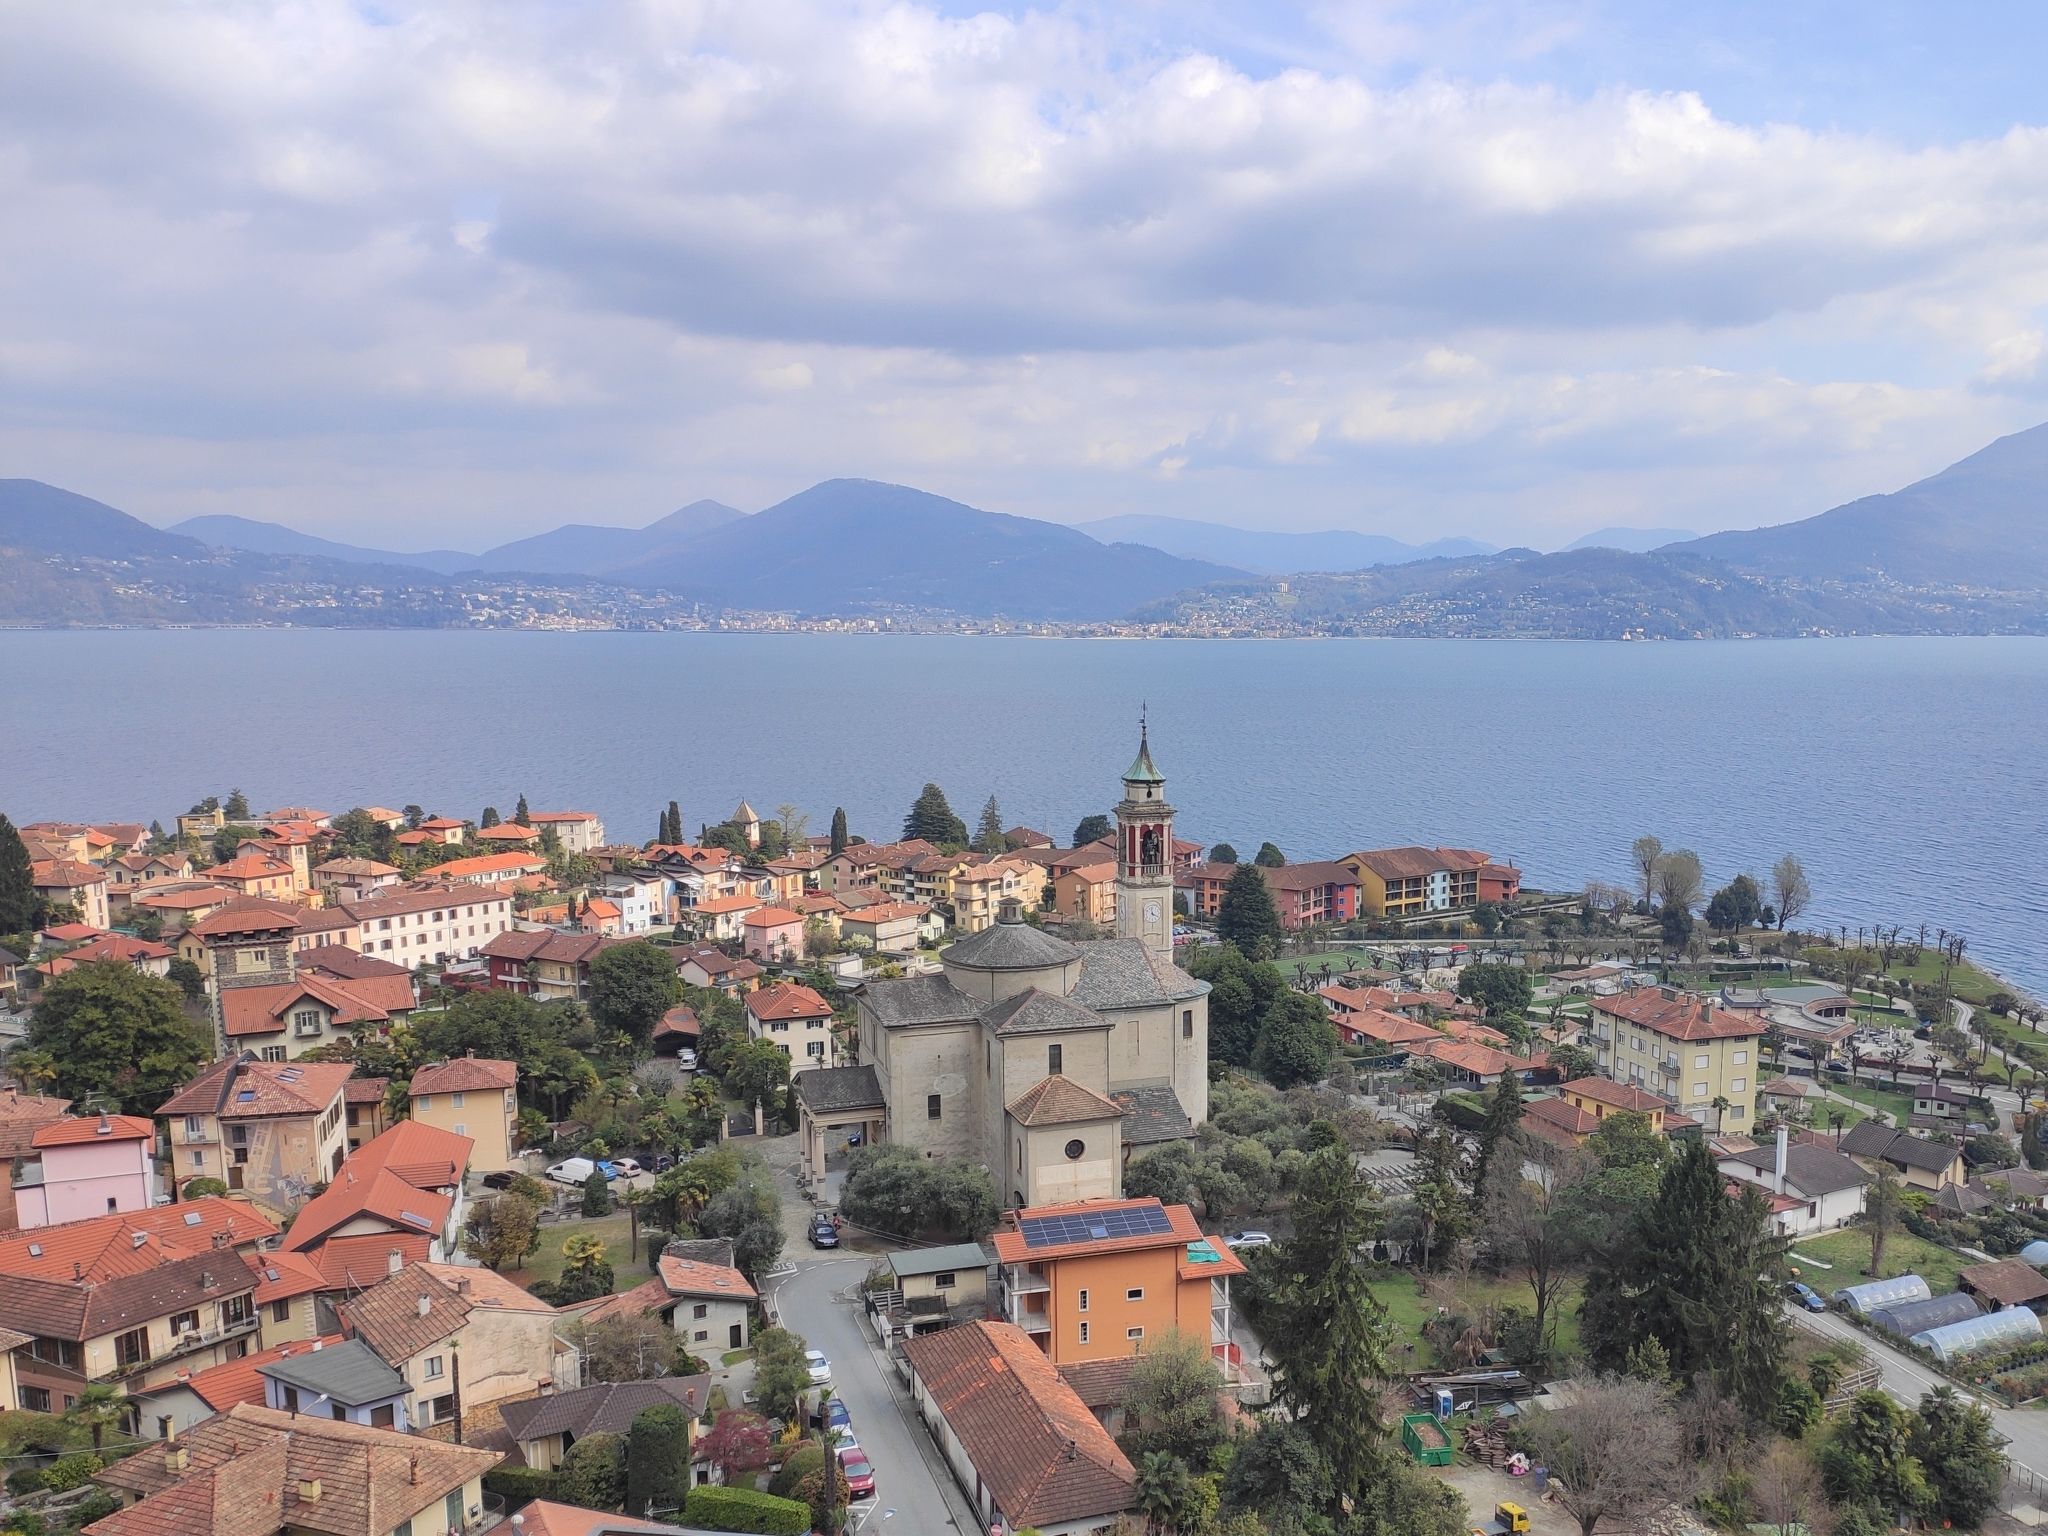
[1052,860,1118,928]
[1589,987,1763,1129]
[1341,846,1485,918]
[407,1056,519,1174]
[953,858,1046,933]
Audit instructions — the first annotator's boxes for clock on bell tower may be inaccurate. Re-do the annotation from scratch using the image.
[1114,714,1175,959]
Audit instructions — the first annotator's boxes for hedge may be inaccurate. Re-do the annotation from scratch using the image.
[682,1485,811,1535]
[484,1467,560,1503]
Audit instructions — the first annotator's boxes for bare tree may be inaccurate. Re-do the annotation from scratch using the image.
[1862,1165,1905,1277]
[1478,1136,1583,1350]
[1771,854,1811,931]
[1751,1439,1835,1536]
[1516,1374,1693,1536]
[1652,849,1704,914]
[1630,836,1664,906]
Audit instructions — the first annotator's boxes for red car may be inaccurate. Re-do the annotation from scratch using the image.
[837,1446,875,1500]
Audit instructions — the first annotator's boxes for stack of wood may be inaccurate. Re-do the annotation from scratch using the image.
[1461,1416,1512,1468]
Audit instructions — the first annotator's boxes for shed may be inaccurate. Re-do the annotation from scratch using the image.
[1914,1306,2043,1363]
[1870,1293,1983,1337]
[1834,1274,1932,1315]
[1958,1258,2048,1312]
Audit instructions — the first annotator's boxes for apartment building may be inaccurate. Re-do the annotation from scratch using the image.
[746,982,837,1071]
[1176,859,1359,928]
[1588,987,1763,1129]
[12,1116,156,1229]
[408,1056,519,1174]
[526,810,606,853]
[1341,846,1493,917]
[343,881,516,966]
[158,1056,353,1214]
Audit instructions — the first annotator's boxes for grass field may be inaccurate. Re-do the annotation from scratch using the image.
[1826,1080,1914,1127]
[508,1212,645,1295]
[1786,1227,1971,1295]
[1368,1270,1584,1369]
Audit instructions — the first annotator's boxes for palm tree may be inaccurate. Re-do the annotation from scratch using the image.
[10,1049,58,1097]
[1134,1450,1195,1535]
[67,1383,124,1451]
[1710,1094,1732,1132]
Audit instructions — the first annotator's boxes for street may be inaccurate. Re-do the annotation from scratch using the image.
[768,1257,976,1536]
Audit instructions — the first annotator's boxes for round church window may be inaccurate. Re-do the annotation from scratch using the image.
[1064,1138,1085,1160]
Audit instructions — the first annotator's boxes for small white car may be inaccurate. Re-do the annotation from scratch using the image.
[1223,1230,1273,1249]
[805,1349,832,1385]
[676,1048,699,1070]
[608,1157,644,1179]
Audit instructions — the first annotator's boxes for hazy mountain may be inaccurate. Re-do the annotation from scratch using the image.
[1076,513,1493,574]
[1674,422,2048,588]
[0,479,207,559]
[473,499,746,576]
[1562,526,1699,553]
[620,479,1244,619]
[169,513,480,574]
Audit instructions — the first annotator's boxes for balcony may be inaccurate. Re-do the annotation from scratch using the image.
[113,1312,259,1379]
[1004,1265,1050,1296]
[1008,1299,1051,1334]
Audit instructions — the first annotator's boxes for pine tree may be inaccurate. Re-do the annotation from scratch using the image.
[1215,864,1282,960]
[147,818,168,844]
[515,794,531,825]
[902,784,968,847]
[1258,1143,1393,1501]
[830,807,849,856]
[0,813,38,934]
[223,789,250,820]
[973,796,1006,854]
[480,806,501,829]
[1473,1072,1524,1191]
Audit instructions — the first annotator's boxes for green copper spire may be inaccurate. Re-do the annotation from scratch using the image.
[1124,711,1164,785]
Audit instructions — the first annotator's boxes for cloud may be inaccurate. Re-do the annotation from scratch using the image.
[0,0,2043,547]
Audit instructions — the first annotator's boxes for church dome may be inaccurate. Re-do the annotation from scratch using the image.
[942,897,1080,972]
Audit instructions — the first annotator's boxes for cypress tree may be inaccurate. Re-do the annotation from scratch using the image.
[1215,864,1282,960]
[972,796,1005,854]
[515,794,531,825]
[829,807,848,855]
[0,814,38,934]
[666,801,682,845]
[1473,1071,1524,1192]
[480,806,501,829]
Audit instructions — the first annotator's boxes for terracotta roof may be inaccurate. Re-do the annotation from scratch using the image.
[297,947,407,982]
[525,811,599,824]
[422,852,548,881]
[314,859,400,878]
[190,899,306,938]
[32,860,107,888]
[1331,1005,1440,1046]
[742,905,801,927]
[503,1501,692,1536]
[475,823,540,841]
[901,1321,1135,1528]
[1592,987,1762,1042]
[1760,1077,1813,1097]
[842,900,933,924]
[245,1249,330,1304]
[1960,1258,2048,1308]
[0,1091,73,1158]
[746,982,832,1022]
[160,1057,355,1119]
[209,852,296,882]
[219,973,407,1039]
[1006,1074,1125,1127]
[45,933,173,966]
[656,1255,758,1302]
[991,1198,1203,1264]
[417,817,467,831]
[1563,1077,1671,1113]
[1056,1356,1138,1410]
[284,1121,470,1253]
[408,1058,517,1096]
[1345,845,1489,879]
[1524,1097,1600,1138]
[303,1232,433,1293]
[88,1402,501,1536]
[572,1274,676,1328]
[342,1077,390,1105]
[339,1265,474,1362]
[652,1006,699,1040]
[692,894,760,915]
[1411,1037,1518,1077]
[32,1114,154,1147]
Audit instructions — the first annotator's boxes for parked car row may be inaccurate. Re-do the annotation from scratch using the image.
[810,1394,874,1501]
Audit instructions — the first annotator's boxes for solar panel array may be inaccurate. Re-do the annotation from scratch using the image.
[1019,1203,1172,1248]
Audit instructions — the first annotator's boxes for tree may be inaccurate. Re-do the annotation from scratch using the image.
[0,814,39,933]
[829,808,848,855]
[1548,1042,1597,1082]
[1630,835,1664,906]
[1516,1374,1692,1536]
[1705,873,1765,933]
[1473,1071,1524,1193]
[1209,842,1238,865]
[403,805,424,829]
[1751,1439,1833,1536]
[588,941,683,1044]
[902,784,968,847]
[1910,1385,2004,1529]
[1772,854,1812,930]
[725,1038,791,1114]
[1658,903,1694,950]
[1479,1140,1578,1350]
[697,1410,774,1484]
[625,1404,692,1519]
[775,804,808,851]
[1221,1420,1332,1531]
[557,1233,615,1303]
[223,788,250,819]
[166,956,206,1001]
[840,1144,998,1240]
[972,796,1006,854]
[1134,1450,1197,1535]
[792,1463,852,1536]
[1456,963,1533,1018]
[751,1327,812,1423]
[582,1167,614,1217]
[1252,842,1285,868]
[571,1312,700,1382]
[1254,1143,1391,1499]
[463,1192,540,1270]
[1861,1165,1904,1276]
[65,1384,124,1452]
[1252,992,1336,1088]
[27,962,210,1114]
[1407,1123,1470,1270]
[1652,848,1703,913]
[1121,1329,1226,1465]
[556,1431,626,1512]
[480,806,501,828]
[1215,865,1282,961]
[1186,944,1283,1068]
[1818,1390,1929,1524]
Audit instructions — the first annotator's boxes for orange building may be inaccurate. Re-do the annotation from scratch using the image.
[991,1197,1243,1379]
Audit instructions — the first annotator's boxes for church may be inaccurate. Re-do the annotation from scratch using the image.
[792,729,1211,1208]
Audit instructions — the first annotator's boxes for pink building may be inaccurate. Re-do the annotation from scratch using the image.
[742,905,804,964]
[15,1114,156,1228]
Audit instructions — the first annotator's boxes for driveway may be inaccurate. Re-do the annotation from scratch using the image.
[768,1257,977,1536]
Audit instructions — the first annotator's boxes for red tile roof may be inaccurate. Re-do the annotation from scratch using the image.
[218,972,411,1038]
[746,982,832,1022]
[1592,987,1762,1041]
[424,851,548,881]
[656,1255,758,1302]
[990,1197,1203,1265]
[283,1121,470,1253]
[209,852,296,882]
[408,1057,517,1096]
[1411,1037,1518,1077]
[159,1057,356,1119]
[742,906,801,928]
[900,1321,1135,1528]
[1562,1077,1670,1113]
[245,1249,329,1304]
[159,1332,348,1412]
[475,823,539,842]
[841,901,931,924]
[31,1114,154,1147]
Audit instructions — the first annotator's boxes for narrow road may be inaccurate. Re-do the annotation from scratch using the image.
[767,1257,976,1536]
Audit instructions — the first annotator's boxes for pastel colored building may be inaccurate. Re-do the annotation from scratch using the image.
[14,1115,156,1229]
[742,905,804,964]
[408,1056,519,1174]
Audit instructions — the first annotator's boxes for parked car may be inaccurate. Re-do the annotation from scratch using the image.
[676,1047,698,1070]
[546,1157,598,1186]
[1223,1231,1272,1249]
[595,1160,622,1181]
[652,1153,677,1173]
[808,1215,840,1249]
[608,1157,644,1178]
[837,1447,875,1500]
[481,1171,517,1190]
[805,1349,832,1386]
[1786,1281,1826,1312]
[812,1397,851,1435]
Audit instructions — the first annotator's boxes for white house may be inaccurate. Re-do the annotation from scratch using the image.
[1718,1127,1868,1236]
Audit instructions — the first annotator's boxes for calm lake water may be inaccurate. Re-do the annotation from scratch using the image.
[2,631,2043,993]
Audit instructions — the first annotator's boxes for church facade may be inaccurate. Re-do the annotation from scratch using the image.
[844,729,1209,1208]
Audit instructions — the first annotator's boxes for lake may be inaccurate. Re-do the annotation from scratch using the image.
[2,631,2043,994]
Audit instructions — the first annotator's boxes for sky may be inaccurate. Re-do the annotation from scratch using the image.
[4,0,2047,552]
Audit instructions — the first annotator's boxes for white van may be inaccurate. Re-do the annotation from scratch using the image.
[546,1156,597,1186]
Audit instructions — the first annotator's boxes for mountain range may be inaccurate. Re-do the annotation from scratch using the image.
[1562,526,1699,553]
[3,421,2045,632]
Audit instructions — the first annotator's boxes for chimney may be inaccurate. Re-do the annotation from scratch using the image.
[164,1440,188,1474]
[388,1249,404,1275]
[453,1276,471,1296]
[408,1452,421,1486]
[1774,1124,1790,1196]
[296,1479,322,1504]
[417,1294,433,1317]
[310,1338,324,1351]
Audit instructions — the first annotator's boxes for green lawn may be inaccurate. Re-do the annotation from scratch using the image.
[1786,1228,1971,1296]
[508,1212,646,1295]
[1826,1080,1915,1127]
[1878,955,2009,1009]
[1368,1270,1584,1370]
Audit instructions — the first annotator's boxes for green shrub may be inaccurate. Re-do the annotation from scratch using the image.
[770,1443,826,1497]
[681,1485,810,1535]
[483,1467,560,1503]
[65,1491,119,1529]
[38,1453,101,1492]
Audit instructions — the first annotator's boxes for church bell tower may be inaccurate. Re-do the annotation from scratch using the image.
[1114,716,1175,959]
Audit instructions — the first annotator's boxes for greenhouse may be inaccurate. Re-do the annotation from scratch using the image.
[1834,1274,1932,1315]
[1870,1292,1983,1336]
[1912,1306,2043,1363]
[2021,1239,2048,1267]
